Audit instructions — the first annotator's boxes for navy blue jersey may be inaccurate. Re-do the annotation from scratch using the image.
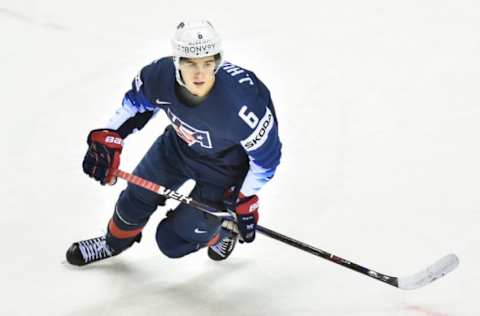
[106,57,281,195]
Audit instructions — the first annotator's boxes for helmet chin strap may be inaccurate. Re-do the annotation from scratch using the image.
[175,70,186,87]
[173,56,186,87]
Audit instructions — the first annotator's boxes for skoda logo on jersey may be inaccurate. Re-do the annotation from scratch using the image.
[167,109,213,149]
[240,107,274,151]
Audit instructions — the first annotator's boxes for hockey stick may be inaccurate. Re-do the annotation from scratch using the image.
[113,169,459,290]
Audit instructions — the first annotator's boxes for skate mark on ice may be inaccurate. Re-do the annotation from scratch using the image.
[406,305,451,316]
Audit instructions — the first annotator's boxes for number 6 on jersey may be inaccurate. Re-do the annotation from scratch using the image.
[239,105,259,128]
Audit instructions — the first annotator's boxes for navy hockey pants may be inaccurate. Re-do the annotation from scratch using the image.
[107,134,242,258]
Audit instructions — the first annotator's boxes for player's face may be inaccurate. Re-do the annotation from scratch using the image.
[179,56,216,97]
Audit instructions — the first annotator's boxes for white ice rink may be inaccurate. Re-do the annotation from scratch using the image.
[2,1,479,315]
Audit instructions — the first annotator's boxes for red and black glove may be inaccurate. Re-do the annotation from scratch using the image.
[82,129,123,185]
[234,193,260,243]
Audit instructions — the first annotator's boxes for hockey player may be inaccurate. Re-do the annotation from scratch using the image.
[66,20,282,266]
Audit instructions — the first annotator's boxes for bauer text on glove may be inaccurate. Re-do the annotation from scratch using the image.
[82,129,123,185]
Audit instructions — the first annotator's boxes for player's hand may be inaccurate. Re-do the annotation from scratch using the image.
[234,193,259,243]
[82,129,123,185]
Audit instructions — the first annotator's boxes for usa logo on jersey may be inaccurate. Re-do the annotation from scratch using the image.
[166,109,213,149]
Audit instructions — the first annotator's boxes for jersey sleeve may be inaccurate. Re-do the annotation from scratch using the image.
[105,62,161,138]
[238,104,282,196]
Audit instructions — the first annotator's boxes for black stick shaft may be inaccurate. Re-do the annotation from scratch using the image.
[256,225,398,287]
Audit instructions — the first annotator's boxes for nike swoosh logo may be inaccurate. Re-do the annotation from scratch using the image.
[155,99,171,105]
[194,228,207,234]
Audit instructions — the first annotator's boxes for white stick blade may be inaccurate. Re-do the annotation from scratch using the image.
[397,253,459,290]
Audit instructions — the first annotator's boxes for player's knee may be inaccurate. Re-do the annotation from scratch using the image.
[171,205,221,243]
[155,219,190,258]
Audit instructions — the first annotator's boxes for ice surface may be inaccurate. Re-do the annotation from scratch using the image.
[1,1,479,315]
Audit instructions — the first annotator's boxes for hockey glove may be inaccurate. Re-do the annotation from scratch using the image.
[234,193,259,243]
[82,129,123,185]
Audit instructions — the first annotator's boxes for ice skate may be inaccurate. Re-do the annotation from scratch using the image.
[208,221,238,261]
[66,234,140,266]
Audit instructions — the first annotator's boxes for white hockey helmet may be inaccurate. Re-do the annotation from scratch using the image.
[171,19,223,86]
